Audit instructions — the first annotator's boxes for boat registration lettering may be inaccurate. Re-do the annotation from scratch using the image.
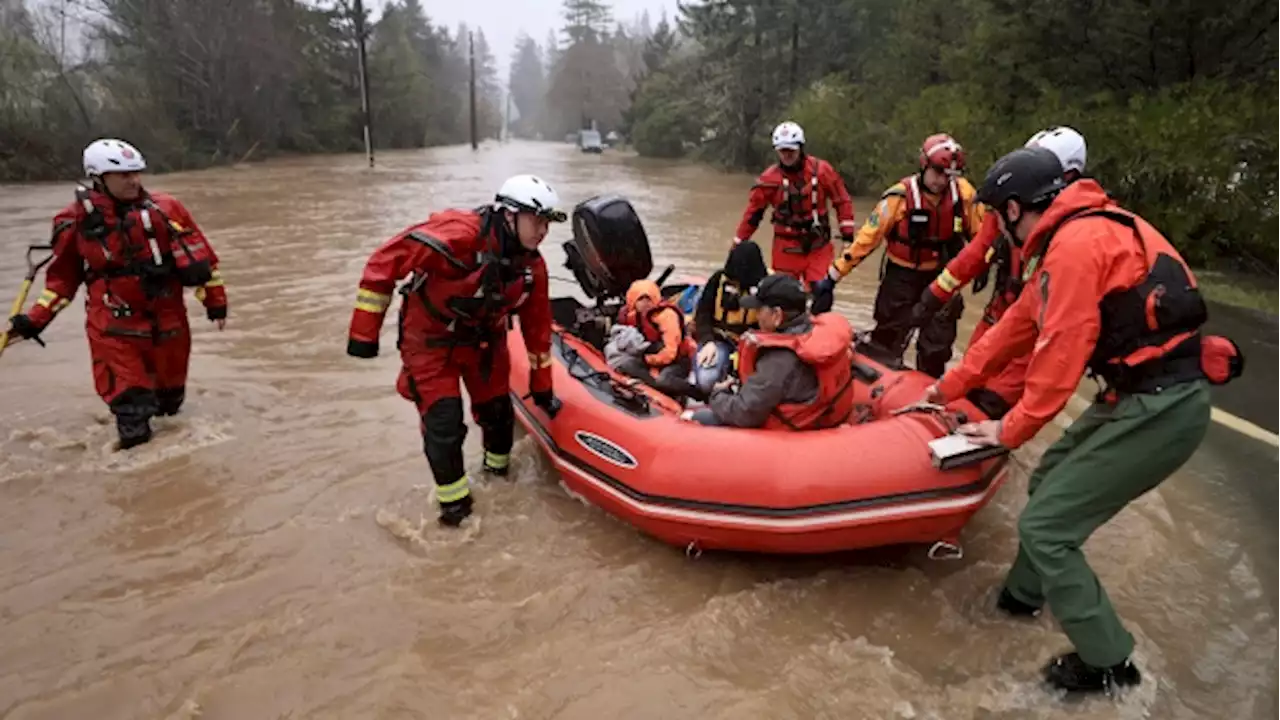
[574,431,638,469]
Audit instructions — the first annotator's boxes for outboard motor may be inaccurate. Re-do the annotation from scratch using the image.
[564,194,654,301]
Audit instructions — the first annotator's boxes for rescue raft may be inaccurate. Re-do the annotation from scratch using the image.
[506,195,1010,555]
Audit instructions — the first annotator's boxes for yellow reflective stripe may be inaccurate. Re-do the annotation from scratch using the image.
[34,289,69,313]
[436,475,471,503]
[355,288,392,314]
[34,289,57,309]
[528,351,552,369]
[483,451,510,470]
[936,269,961,293]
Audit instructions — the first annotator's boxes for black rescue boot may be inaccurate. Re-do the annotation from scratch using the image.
[437,495,474,528]
[156,386,185,417]
[1042,652,1141,694]
[116,415,153,450]
[482,451,510,477]
[996,587,1042,618]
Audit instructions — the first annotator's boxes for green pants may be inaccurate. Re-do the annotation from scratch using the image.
[1004,380,1211,667]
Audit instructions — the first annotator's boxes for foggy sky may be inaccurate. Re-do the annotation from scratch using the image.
[370,0,681,83]
[23,0,682,87]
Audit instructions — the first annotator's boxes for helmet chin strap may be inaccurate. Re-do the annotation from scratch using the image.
[999,206,1024,247]
[496,208,525,256]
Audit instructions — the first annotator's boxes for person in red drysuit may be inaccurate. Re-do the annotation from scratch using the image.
[911,127,1088,417]
[6,138,228,449]
[732,121,856,288]
[346,174,565,527]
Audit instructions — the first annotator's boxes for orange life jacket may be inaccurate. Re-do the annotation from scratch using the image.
[737,313,856,430]
[885,174,969,269]
[622,301,696,361]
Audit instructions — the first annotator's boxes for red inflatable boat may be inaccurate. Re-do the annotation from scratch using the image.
[507,195,1010,555]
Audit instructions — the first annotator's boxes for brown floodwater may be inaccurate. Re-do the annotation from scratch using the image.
[0,141,1275,719]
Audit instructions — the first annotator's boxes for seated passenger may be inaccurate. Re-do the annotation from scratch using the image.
[692,240,769,395]
[687,274,855,429]
[615,279,697,398]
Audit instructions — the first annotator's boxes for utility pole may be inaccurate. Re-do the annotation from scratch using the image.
[353,0,374,167]
[469,32,478,151]
[504,91,512,143]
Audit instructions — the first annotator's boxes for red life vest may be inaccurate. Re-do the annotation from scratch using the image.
[982,235,1026,326]
[1036,207,1242,393]
[736,313,856,430]
[885,174,970,268]
[73,187,214,289]
[400,209,535,343]
[764,156,825,236]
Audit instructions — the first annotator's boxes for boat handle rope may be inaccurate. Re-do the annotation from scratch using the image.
[927,540,964,561]
[685,540,702,560]
[559,338,652,413]
[890,399,970,434]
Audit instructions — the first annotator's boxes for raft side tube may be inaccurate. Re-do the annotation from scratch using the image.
[508,324,1008,514]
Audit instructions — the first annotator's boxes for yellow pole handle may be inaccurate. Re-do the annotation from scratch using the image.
[0,278,35,359]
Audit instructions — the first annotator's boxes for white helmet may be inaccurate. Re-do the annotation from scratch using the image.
[771,121,805,150]
[83,138,146,178]
[1025,126,1086,174]
[495,174,567,222]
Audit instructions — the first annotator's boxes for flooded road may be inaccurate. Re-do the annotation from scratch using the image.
[0,142,1275,719]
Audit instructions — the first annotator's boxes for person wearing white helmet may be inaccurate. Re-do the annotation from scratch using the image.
[1025,126,1087,177]
[908,126,1088,418]
[732,121,856,288]
[6,138,228,450]
[346,174,567,527]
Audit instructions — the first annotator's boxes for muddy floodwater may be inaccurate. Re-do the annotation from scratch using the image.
[1,142,1275,719]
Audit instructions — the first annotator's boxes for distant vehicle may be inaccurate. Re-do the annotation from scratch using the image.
[605,131,621,147]
[579,129,603,154]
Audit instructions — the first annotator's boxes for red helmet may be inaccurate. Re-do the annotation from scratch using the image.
[920,133,966,173]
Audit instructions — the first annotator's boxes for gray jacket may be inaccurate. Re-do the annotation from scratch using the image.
[707,314,818,428]
[605,324,650,371]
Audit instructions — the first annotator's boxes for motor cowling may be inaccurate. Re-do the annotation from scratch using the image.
[564,194,653,299]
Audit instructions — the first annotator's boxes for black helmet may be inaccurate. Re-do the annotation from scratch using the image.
[977,146,1068,210]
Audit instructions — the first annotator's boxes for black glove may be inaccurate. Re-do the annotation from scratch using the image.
[971,265,992,294]
[346,337,379,358]
[809,277,835,315]
[532,389,561,418]
[9,314,46,346]
[910,289,946,328]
